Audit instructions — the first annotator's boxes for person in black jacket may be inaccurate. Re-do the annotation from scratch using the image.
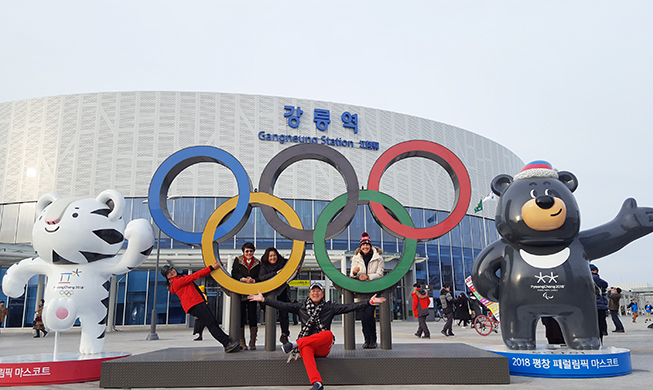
[248,282,386,390]
[439,285,457,337]
[259,247,292,344]
[231,242,261,350]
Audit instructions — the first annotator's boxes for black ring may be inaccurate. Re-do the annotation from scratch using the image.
[258,143,360,243]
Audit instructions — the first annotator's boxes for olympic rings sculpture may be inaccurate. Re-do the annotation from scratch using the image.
[148,141,471,295]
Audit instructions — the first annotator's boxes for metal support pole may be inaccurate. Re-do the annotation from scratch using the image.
[107,275,118,332]
[265,292,277,351]
[146,228,161,341]
[229,291,241,341]
[379,289,392,350]
[343,289,355,350]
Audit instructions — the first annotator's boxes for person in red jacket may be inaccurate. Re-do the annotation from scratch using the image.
[162,263,241,353]
[412,283,431,338]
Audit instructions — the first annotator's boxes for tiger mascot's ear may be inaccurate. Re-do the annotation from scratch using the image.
[96,190,125,222]
[35,193,61,217]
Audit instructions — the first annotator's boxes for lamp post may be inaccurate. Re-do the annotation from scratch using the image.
[146,227,162,340]
[144,196,180,341]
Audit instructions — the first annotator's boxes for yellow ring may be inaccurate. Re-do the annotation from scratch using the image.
[202,192,305,295]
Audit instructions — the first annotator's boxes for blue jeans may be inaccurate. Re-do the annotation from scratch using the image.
[610,310,624,331]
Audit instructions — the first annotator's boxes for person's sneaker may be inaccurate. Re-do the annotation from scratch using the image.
[448,332,455,336]
[422,335,430,339]
[414,333,421,337]
[280,333,289,345]
[441,330,449,337]
[362,341,370,349]
[282,342,294,353]
[224,341,242,353]
[310,381,324,390]
[194,336,203,341]
[612,329,625,333]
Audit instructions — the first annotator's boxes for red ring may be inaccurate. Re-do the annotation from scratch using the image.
[367,140,471,241]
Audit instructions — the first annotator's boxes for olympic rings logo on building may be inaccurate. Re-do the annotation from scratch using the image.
[148,141,471,295]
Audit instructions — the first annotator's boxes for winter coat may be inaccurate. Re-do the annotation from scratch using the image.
[168,266,213,313]
[263,297,371,337]
[439,288,456,314]
[412,289,431,318]
[592,273,609,311]
[259,256,290,301]
[0,306,7,324]
[455,295,472,321]
[607,290,621,311]
[349,246,384,281]
[231,255,261,282]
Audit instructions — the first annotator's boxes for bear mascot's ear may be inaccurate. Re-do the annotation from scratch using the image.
[96,190,126,222]
[491,174,513,196]
[558,171,578,193]
[35,193,61,217]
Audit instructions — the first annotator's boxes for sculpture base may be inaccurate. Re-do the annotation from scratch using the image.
[490,344,631,378]
[100,343,509,388]
[0,352,130,386]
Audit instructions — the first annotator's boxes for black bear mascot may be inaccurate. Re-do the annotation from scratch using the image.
[472,161,653,350]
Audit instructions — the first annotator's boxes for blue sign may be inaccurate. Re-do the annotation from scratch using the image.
[491,346,631,378]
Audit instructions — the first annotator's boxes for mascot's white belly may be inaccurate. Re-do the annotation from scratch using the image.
[1,190,154,354]
[519,247,570,269]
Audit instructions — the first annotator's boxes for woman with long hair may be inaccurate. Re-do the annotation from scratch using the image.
[259,247,292,344]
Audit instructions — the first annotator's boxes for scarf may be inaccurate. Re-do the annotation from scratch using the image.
[287,297,325,362]
[244,256,255,270]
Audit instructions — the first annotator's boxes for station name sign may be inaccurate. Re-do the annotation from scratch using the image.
[257,105,380,151]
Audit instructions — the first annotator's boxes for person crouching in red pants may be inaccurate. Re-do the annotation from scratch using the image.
[248,282,386,390]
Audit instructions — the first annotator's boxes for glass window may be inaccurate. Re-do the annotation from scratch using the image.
[471,216,482,249]
[0,204,19,243]
[124,270,148,325]
[452,247,464,293]
[426,241,441,291]
[363,206,381,244]
[255,206,275,249]
[409,207,425,228]
[194,198,215,236]
[172,198,194,249]
[382,229,397,253]
[349,205,366,247]
[450,224,461,247]
[437,212,451,245]
[425,209,437,227]
[463,248,475,288]
[122,198,133,224]
[439,244,453,291]
[295,199,313,231]
[414,260,427,286]
[460,215,472,249]
[145,271,169,325]
[234,207,255,250]
[16,202,36,243]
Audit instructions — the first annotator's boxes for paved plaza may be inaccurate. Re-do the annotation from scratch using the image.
[0,316,651,390]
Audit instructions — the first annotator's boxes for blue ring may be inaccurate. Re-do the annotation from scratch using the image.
[148,146,251,245]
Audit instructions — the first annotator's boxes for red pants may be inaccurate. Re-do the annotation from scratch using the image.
[297,330,333,384]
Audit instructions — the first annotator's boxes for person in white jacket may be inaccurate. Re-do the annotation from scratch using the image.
[349,232,384,348]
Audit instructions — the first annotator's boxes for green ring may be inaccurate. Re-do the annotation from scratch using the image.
[314,190,418,293]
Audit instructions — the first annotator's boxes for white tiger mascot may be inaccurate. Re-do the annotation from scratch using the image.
[2,190,154,354]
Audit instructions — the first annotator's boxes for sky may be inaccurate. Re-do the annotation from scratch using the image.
[1,1,652,286]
